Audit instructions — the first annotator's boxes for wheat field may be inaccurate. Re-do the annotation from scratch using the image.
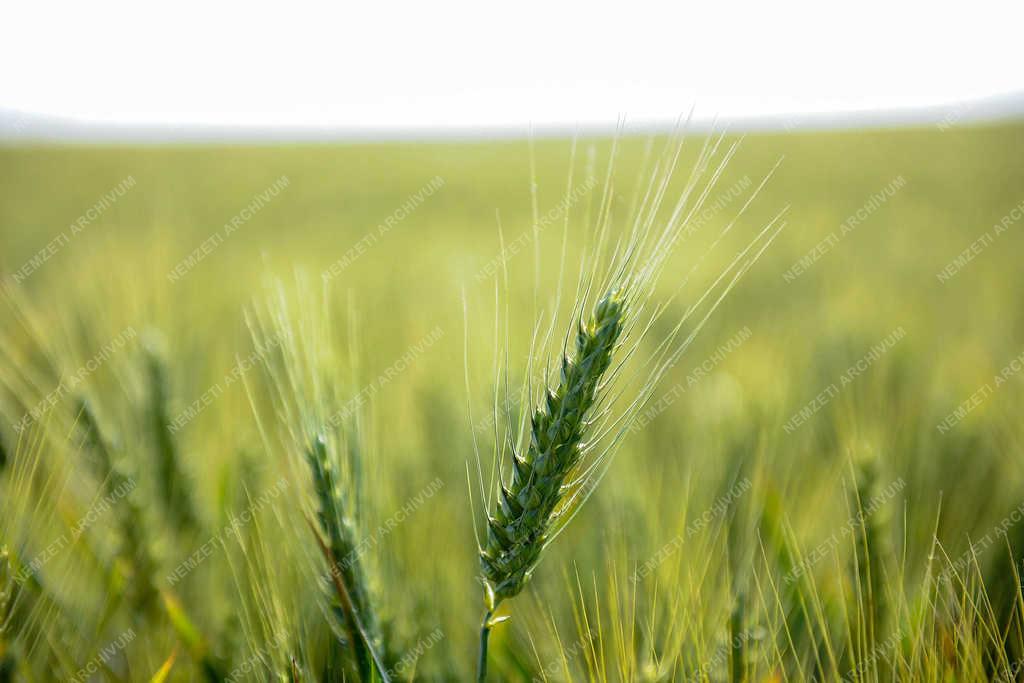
[1,122,1023,681]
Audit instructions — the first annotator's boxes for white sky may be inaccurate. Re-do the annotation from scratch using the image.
[3,0,1023,129]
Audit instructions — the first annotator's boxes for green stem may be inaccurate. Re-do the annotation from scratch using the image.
[476,610,493,683]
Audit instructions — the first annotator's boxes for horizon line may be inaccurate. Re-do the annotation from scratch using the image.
[2,90,1023,145]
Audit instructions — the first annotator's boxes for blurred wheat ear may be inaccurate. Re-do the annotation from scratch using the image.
[305,433,389,682]
[76,396,160,614]
[851,454,895,657]
[142,334,199,532]
[245,275,391,682]
[0,545,17,678]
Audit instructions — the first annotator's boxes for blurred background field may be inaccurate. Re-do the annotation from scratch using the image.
[1,121,1023,680]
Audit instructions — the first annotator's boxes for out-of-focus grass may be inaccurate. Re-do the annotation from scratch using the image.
[0,122,1022,681]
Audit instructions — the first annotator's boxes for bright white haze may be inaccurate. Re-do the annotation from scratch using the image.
[2,0,1022,130]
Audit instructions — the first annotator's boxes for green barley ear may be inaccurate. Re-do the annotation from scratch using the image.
[142,334,199,532]
[480,291,625,606]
